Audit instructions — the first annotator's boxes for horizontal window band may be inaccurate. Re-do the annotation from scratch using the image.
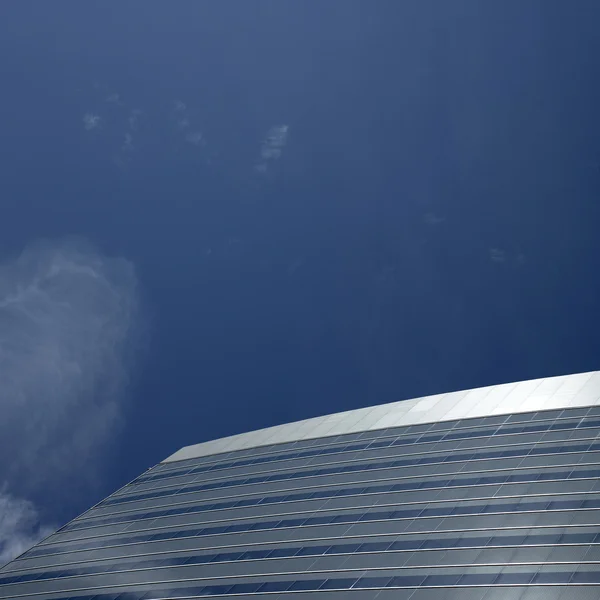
[115,419,600,498]
[92,450,600,512]
[12,522,597,573]
[3,530,600,587]
[110,435,600,506]
[6,569,600,600]
[23,491,600,559]
[149,408,599,479]
[45,463,600,547]
[67,441,600,532]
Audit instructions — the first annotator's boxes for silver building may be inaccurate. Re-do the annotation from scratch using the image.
[2,371,600,600]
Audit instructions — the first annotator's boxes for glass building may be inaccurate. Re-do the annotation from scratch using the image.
[2,371,600,600]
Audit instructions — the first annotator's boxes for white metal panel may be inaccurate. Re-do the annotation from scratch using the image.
[552,372,594,407]
[519,375,569,412]
[443,385,493,421]
[164,371,600,463]
[483,382,518,415]
[570,372,600,407]
[418,390,469,423]
[407,393,445,415]
[348,403,403,431]
[307,413,342,435]
[328,405,376,434]
[493,377,543,415]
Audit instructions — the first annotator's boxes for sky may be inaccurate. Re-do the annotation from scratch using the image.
[1,0,600,564]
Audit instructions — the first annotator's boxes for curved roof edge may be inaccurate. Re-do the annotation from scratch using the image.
[163,371,600,463]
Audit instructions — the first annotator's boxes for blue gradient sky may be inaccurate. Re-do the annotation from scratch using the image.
[0,0,599,546]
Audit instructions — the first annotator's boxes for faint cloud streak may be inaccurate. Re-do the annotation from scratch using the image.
[489,248,506,263]
[255,125,289,174]
[424,212,445,226]
[83,113,101,131]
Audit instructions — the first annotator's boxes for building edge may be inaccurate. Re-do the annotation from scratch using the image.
[164,370,600,464]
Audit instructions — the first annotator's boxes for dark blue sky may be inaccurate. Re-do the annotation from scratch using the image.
[1,1,600,533]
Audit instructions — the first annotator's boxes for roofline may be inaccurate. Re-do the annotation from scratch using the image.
[163,371,600,464]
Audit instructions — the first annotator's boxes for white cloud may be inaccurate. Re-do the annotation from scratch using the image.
[123,132,134,151]
[185,131,204,146]
[253,163,268,174]
[264,125,289,148]
[0,238,144,565]
[0,492,56,565]
[256,125,289,173]
[128,109,143,131]
[177,118,191,130]
[261,146,282,160]
[424,212,445,226]
[174,100,187,112]
[83,113,101,131]
[105,93,123,106]
[170,100,192,132]
[113,133,135,169]
[489,248,506,263]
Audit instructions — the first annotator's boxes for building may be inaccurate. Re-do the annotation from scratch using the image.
[2,371,600,600]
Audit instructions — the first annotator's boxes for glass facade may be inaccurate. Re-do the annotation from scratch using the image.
[2,373,600,599]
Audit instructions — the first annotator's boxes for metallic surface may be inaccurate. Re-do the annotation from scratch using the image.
[166,371,600,462]
[2,370,600,599]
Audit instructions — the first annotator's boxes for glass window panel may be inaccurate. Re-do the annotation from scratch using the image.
[389,539,420,550]
[309,515,335,525]
[240,549,271,560]
[355,576,393,588]
[532,572,572,583]
[327,543,361,553]
[150,587,208,599]
[358,541,393,552]
[281,518,307,527]
[389,575,426,587]
[200,584,232,595]
[527,533,562,545]
[320,577,358,589]
[360,511,397,521]
[296,545,331,556]
[211,552,243,562]
[458,536,491,547]
[226,582,262,593]
[423,574,462,586]
[288,579,325,591]
[458,573,499,585]
[494,572,535,584]
[257,581,293,592]
[252,519,281,529]
[267,547,299,558]
[422,538,453,549]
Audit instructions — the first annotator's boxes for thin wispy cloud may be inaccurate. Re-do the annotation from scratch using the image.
[424,212,445,226]
[105,93,123,106]
[115,107,146,169]
[114,132,135,169]
[172,100,191,131]
[489,247,506,263]
[185,131,205,146]
[123,132,134,151]
[82,113,101,131]
[128,109,143,131]
[0,238,145,565]
[255,125,289,174]
[167,99,210,163]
